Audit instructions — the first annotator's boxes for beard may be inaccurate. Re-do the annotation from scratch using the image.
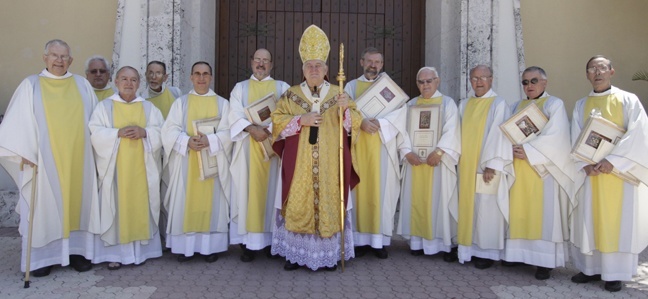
[364,68,378,77]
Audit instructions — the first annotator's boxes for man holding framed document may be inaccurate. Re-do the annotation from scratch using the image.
[229,49,289,262]
[501,66,573,280]
[162,62,232,263]
[397,67,461,261]
[457,65,514,269]
[344,47,408,259]
[569,56,648,292]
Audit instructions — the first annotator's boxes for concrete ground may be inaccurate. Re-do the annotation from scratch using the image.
[0,228,646,299]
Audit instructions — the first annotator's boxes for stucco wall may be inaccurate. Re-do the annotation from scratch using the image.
[0,0,118,115]
[521,0,648,115]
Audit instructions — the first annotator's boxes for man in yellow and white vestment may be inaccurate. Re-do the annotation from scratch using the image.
[503,66,573,280]
[229,48,289,262]
[344,47,405,259]
[397,67,461,261]
[162,62,232,263]
[0,39,99,277]
[85,55,115,101]
[271,25,362,271]
[89,66,164,270]
[457,65,514,269]
[569,56,648,292]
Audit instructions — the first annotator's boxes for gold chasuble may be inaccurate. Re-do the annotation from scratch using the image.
[353,79,382,234]
[584,94,625,253]
[113,102,150,243]
[148,88,176,119]
[409,96,443,239]
[457,97,495,246]
[246,80,276,232]
[183,94,218,233]
[40,77,85,238]
[94,88,114,102]
[509,97,548,240]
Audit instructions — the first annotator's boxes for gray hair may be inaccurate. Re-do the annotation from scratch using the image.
[416,66,439,78]
[84,55,110,73]
[44,39,71,56]
[586,55,613,70]
[522,66,547,79]
[115,66,140,80]
[470,64,493,77]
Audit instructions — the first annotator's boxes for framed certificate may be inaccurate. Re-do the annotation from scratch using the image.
[192,116,220,180]
[244,92,277,160]
[571,116,638,185]
[407,104,441,159]
[500,102,549,177]
[354,73,409,119]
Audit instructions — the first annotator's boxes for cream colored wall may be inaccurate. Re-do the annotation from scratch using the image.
[0,0,117,115]
[521,0,648,116]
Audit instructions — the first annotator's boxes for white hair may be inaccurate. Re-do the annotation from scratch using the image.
[416,66,439,78]
[44,39,71,56]
[84,55,111,73]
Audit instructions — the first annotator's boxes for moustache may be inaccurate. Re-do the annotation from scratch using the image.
[256,66,266,71]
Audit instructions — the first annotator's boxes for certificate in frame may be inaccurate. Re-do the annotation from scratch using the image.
[499,102,549,177]
[407,104,442,159]
[571,116,638,185]
[244,92,277,160]
[355,73,409,119]
[192,116,220,180]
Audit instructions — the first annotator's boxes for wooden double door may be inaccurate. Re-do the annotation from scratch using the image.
[216,0,425,98]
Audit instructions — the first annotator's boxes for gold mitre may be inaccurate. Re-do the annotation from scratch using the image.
[299,25,330,63]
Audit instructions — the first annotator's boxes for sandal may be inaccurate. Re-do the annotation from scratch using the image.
[107,262,122,270]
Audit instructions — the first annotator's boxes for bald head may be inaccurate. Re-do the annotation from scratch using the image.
[251,48,273,80]
[469,65,493,97]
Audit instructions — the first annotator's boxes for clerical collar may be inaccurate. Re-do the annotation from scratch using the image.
[593,86,612,94]
[148,85,166,98]
[527,91,547,100]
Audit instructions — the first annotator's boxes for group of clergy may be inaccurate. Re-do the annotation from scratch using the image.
[0,25,646,294]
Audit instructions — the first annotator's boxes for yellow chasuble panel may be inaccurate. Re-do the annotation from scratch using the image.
[148,88,176,119]
[457,97,494,246]
[113,102,150,243]
[353,79,383,234]
[584,94,624,253]
[509,97,548,240]
[246,80,276,232]
[94,88,114,102]
[409,96,443,240]
[184,94,218,233]
[40,77,85,238]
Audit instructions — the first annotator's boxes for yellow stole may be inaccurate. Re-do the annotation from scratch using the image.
[94,88,114,101]
[509,97,548,240]
[40,77,85,238]
[584,94,624,252]
[457,97,495,245]
[410,96,443,239]
[113,102,150,243]
[148,88,176,119]
[183,94,218,232]
[246,80,276,232]
[353,80,382,234]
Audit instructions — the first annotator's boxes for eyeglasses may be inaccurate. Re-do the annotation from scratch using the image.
[521,78,544,86]
[89,69,107,75]
[47,53,70,61]
[417,78,437,85]
[586,65,610,74]
[470,76,491,82]
[253,57,271,64]
[192,72,212,78]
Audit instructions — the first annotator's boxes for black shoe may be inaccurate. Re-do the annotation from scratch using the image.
[501,260,523,267]
[442,249,458,262]
[604,280,622,292]
[263,246,279,259]
[283,261,300,271]
[69,255,92,272]
[240,249,256,262]
[177,254,195,263]
[204,253,219,263]
[535,267,552,280]
[31,266,53,277]
[571,272,601,283]
[373,247,389,259]
[324,265,337,271]
[354,245,369,257]
[410,249,424,256]
[473,257,494,269]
